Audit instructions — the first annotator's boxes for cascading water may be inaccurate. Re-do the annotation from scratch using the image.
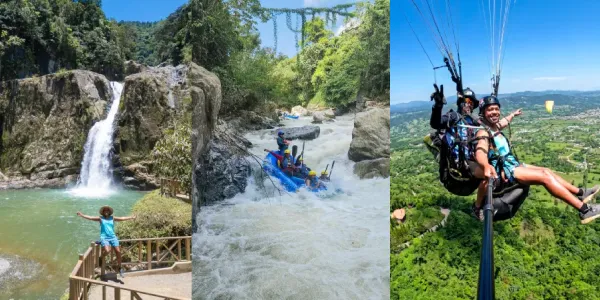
[193,115,390,299]
[73,81,123,196]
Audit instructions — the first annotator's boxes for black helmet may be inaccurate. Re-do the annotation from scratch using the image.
[457,87,479,110]
[478,95,501,115]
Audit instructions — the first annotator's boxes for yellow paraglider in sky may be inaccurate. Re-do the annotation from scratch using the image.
[545,100,554,114]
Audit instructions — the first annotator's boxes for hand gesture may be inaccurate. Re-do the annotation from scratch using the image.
[430,84,446,106]
[513,108,522,116]
[77,211,82,217]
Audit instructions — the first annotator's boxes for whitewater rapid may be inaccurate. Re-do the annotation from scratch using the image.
[193,114,390,299]
[72,81,123,197]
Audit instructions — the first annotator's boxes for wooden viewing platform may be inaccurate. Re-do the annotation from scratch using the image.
[69,236,192,300]
[160,178,190,203]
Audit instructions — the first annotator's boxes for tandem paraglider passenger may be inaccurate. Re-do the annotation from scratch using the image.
[77,206,137,278]
[473,96,600,224]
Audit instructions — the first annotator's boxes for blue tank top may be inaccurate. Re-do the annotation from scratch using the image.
[100,216,116,239]
[488,131,520,173]
[491,133,511,156]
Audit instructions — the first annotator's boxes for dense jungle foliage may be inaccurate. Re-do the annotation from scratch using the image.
[391,93,600,299]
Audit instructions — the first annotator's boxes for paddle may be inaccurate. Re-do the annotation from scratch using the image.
[324,164,329,172]
[292,145,298,159]
[297,141,305,161]
[328,161,335,180]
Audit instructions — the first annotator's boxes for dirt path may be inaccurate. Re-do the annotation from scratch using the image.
[559,150,579,166]
[88,272,191,300]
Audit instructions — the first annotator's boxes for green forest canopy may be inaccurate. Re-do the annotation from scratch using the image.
[1,0,389,189]
[0,0,389,110]
[390,96,600,299]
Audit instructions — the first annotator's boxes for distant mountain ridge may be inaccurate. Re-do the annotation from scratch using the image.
[391,90,600,113]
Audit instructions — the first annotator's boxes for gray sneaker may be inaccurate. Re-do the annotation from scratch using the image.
[471,203,483,222]
[580,204,600,224]
[579,185,600,203]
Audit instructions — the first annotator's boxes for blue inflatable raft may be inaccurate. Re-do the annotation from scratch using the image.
[263,152,327,193]
[283,113,299,119]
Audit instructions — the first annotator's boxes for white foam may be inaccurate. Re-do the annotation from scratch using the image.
[193,115,390,299]
[76,81,123,193]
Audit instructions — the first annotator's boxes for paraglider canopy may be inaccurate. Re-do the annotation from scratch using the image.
[545,100,554,114]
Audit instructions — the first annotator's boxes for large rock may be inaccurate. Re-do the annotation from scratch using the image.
[323,108,336,119]
[0,70,112,186]
[117,64,190,165]
[353,158,390,179]
[291,105,309,116]
[190,63,221,163]
[348,107,390,162]
[277,125,320,140]
[194,121,251,205]
[190,63,222,230]
[114,161,159,190]
[312,112,325,124]
[227,110,278,132]
[124,60,149,77]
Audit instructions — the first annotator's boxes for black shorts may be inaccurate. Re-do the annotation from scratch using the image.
[492,185,530,221]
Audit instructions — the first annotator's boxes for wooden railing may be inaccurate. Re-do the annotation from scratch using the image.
[160,178,189,199]
[69,236,192,300]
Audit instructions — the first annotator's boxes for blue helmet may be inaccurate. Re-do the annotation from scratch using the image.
[277,130,284,136]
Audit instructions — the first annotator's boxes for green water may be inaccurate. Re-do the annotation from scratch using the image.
[0,188,145,300]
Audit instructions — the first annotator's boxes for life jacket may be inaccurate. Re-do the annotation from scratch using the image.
[308,177,319,188]
[277,137,288,151]
[282,156,294,169]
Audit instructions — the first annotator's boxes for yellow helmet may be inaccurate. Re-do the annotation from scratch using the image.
[284,149,291,154]
[309,170,316,176]
[299,157,303,161]
[321,171,328,175]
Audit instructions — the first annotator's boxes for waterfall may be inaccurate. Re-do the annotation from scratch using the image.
[73,81,123,196]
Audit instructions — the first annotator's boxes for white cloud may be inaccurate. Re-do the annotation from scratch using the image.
[533,77,567,81]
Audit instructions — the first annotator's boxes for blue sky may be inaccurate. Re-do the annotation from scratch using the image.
[256,0,356,57]
[393,0,600,104]
[102,0,355,58]
[102,0,188,22]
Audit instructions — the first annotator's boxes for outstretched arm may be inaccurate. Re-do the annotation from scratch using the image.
[497,109,522,130]
[77,212,100,221]
[114,215,137,222]
[264,149,283,160]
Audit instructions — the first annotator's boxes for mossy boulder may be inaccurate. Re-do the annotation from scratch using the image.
[117,190,192,239]
[0,70,112,188]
